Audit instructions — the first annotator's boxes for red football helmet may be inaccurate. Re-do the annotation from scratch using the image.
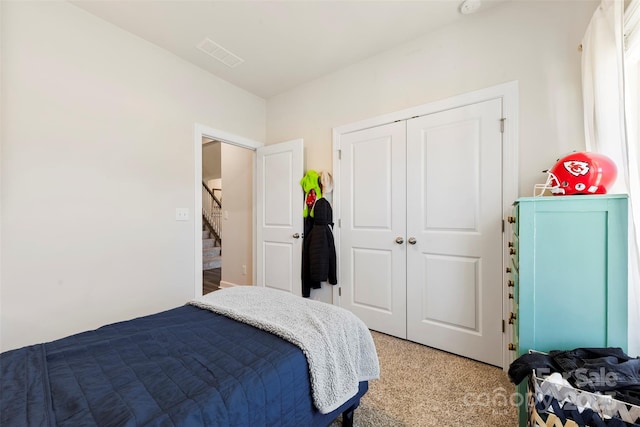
[534,151,617,196]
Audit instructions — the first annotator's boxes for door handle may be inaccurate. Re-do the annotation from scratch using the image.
[408,237,417,245]
[293,233,300,239]
[395,237,404,244]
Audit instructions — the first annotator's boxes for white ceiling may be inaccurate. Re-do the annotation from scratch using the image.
[70,0,509,99]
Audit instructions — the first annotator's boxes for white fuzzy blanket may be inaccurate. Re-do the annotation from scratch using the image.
[189,286,380,414]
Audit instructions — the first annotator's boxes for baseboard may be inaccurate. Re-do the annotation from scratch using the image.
[219,280,239,289]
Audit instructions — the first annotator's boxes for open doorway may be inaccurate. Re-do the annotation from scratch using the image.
[202,139,222,294]
[201,137,255,295]
[194,124,263,298]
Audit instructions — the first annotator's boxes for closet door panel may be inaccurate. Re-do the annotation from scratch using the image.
[339,122,407,339]
[422,254,479,330]
[351,248,394,311]
[423,120,480,231]
[406,98,504,366]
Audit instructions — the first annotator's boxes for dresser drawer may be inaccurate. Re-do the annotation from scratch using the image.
[508,203,518,235]
[508,233,519,270]
[510,261,519,302]
[508,265,519,354]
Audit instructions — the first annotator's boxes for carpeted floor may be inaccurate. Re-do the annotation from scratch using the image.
[332,331,518,427]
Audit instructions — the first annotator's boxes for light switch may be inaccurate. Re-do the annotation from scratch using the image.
[176,208,189,221]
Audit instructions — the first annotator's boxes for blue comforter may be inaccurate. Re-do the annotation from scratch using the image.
[0,305,365,426]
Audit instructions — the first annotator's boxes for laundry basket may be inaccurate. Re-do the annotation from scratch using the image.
[527,369,640,427]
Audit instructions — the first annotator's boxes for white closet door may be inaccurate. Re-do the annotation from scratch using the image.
[256,139,304,296]
[339,122,407,338]
[406,98,503,366]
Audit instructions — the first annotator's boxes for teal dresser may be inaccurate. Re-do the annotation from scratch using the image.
[508,194,628,427]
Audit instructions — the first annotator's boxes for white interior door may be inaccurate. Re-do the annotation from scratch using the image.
[256,139,304,296]
[406,98,503,366]
[338,122,407,338]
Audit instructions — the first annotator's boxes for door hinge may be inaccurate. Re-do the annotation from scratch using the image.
[338,218,341,228]
[502,319,505,332]
[502,219,505,232]
[500,118,506,133]
[338,149,342,160]
[339,287,342,297]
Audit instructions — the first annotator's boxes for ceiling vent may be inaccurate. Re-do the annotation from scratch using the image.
[197,38,244,68]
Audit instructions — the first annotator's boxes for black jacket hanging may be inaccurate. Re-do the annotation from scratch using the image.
[301,198,337,297]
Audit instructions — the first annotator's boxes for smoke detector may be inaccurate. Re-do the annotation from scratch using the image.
[460,0,481,14]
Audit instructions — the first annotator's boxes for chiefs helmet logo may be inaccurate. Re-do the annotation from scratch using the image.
[563,160,590,176]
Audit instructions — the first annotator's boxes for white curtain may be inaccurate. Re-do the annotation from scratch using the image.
[582,0,640,356]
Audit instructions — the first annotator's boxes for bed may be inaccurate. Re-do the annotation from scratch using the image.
[1,286,379,427]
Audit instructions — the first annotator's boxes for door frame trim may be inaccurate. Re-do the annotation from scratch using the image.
[332,81,519,370]
[193,123,263,298]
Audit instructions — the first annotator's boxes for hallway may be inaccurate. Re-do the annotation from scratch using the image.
[203,268,220,295]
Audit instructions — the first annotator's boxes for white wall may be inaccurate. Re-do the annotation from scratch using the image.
[0,1,265,351]
[202,142,221,182]
[220,144,254,287]
[0,0,611,352]
[266,0,598,197]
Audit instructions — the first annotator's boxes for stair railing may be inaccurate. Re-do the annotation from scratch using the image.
[202,182,222,245]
